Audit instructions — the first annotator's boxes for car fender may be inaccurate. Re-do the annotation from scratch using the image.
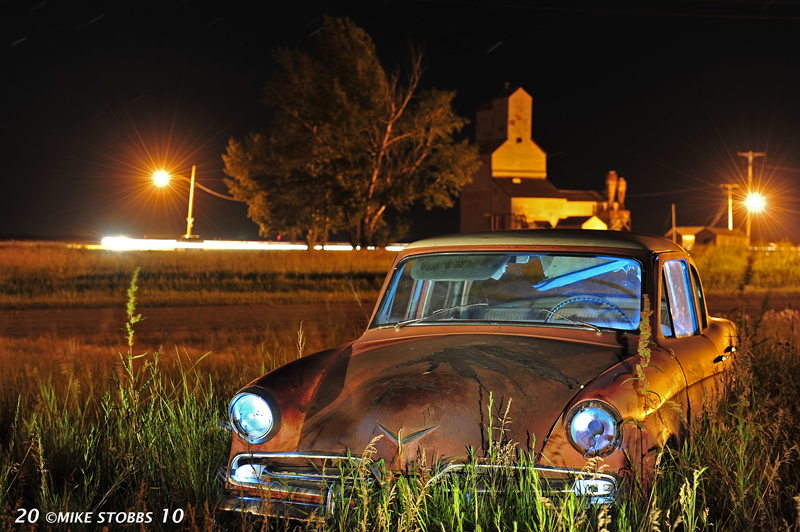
[228,342,354,457]
[539,343,685,475]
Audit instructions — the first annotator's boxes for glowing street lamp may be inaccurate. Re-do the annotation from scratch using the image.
[153,170,170,187]
[744,191,766,247]
[152,165,241,239]
[744,192,766,213]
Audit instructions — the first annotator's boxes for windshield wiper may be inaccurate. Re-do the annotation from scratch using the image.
[394,303,488,331]
[538,308,602,336]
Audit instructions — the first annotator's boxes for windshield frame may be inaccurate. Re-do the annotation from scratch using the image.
[369,251,644,333]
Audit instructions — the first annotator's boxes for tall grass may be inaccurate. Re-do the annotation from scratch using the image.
[0,245,395,310]
[1,272,237,530]
[750,249,800,289]
[691,244,750,291]
[2,271,800,530]
[7,243,800,310]
[691,244,800,294]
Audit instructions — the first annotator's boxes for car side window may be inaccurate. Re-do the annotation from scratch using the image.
[690,265,708,330]
[660,274,675,337]
[663,259,699,338]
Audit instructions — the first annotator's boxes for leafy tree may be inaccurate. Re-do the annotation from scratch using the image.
[223,16,479,247]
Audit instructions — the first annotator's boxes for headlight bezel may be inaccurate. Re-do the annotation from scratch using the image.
[228,386,281,444]
[565,399,622,458]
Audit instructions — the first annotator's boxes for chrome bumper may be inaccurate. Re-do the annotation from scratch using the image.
[221,452,377,519]
[428,463,619,506]
[217,493,331,521]
[218,452,619,519]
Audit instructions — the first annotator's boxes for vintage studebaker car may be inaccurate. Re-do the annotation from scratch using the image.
[218,230,737,517]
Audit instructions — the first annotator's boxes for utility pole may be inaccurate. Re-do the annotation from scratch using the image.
[720,184,739,231]
[737,151,765,246]
[671,203,677,244]
[185,165,196,239]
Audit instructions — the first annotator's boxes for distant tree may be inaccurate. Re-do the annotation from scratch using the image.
[223,16,479,247]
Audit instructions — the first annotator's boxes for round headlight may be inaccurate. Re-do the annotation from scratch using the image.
[229,388,280,444]
[565,400,622,458]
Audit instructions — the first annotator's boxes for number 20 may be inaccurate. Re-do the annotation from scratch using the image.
[16,509,40,523]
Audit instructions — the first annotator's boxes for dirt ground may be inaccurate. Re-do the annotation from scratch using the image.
[0,302,374,352]
[704,290,800,319]
[0,291,795,347]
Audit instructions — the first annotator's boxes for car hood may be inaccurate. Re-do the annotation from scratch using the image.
[294,333,626,464]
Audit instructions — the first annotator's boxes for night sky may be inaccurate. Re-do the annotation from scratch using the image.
[3,1,800,243]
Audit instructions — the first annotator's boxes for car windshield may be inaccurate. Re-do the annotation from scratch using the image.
[371,253,642,331]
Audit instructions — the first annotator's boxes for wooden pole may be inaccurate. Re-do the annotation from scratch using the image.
[671,203,677,244]
[721,184,739,231]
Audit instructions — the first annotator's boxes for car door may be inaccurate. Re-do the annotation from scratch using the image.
[687,262,737,398]
[657,257,733,422]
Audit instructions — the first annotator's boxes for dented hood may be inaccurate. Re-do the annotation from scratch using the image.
[295,333,625,463]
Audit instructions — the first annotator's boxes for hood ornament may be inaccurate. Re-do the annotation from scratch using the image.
[376,423,439,458]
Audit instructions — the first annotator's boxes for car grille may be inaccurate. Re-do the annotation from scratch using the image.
[429,463,619,505]
[223,453,618,518]
[226,452,381,517]
[229,452,381,486]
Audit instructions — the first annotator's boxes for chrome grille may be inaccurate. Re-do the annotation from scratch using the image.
[428,463,619,505]
[228,452,381,490]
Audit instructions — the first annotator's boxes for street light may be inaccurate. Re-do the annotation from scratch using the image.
[152,165,242,239]
[744,192,766,213]
[153,170,170,187]
[738,151,766,247]
[744,191,766,247]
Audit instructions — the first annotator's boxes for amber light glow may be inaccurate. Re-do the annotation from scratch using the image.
[153,170,170,187]
[744,192,766,213]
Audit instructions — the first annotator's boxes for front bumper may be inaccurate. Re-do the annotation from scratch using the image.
[220,452,379,520]
[218,451,620,520]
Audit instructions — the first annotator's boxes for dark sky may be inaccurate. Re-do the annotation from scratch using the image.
[3,0,800,243]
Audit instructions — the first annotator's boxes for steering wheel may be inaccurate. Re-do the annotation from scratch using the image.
[546,297,634,327]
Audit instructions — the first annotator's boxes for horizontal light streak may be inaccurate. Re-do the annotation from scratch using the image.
[96,236,406,252]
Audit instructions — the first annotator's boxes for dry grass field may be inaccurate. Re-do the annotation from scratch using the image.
[2,242,800,530]
[0,243,394,310]
[0,243,391,367]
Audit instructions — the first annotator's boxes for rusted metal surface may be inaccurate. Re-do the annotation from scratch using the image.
[220,230,737,516]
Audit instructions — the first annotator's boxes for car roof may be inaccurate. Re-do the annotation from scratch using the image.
[403,229,685,253]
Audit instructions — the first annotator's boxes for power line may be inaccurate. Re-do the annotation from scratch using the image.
[626,186,716,198]
[764,164,800,173]
[414,0,800,21]
[676,0,800,5]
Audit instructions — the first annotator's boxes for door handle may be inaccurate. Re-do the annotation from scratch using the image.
[714,345,736,364]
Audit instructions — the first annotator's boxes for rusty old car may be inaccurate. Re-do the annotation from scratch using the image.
[218,229,737,517]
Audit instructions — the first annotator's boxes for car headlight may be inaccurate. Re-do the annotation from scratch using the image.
[565,400,622,458]
[229,387,281,444]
